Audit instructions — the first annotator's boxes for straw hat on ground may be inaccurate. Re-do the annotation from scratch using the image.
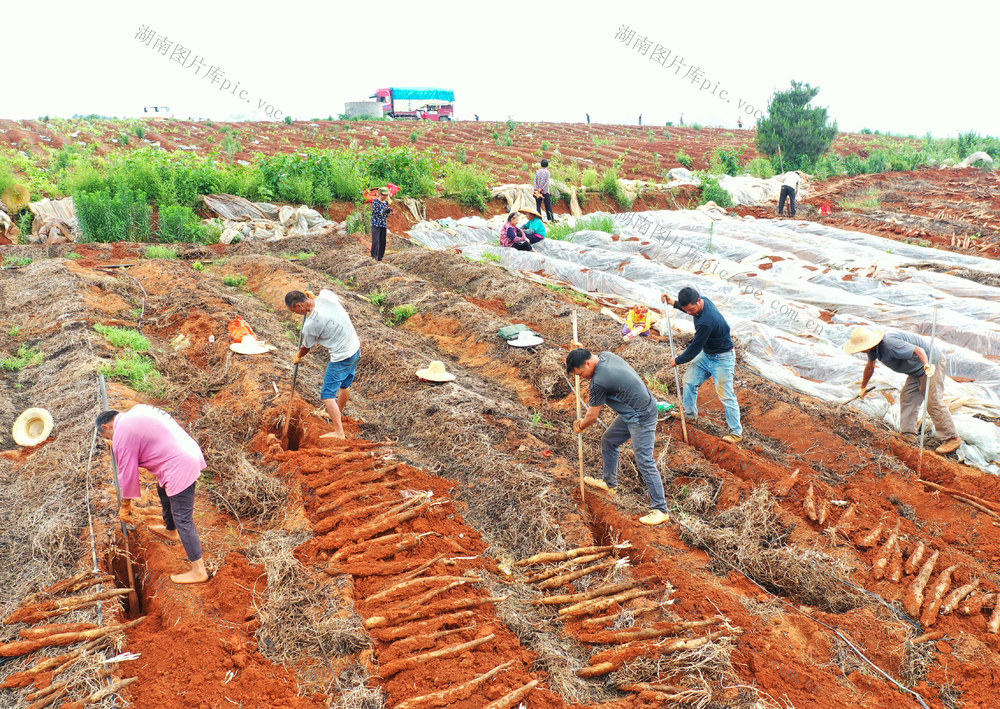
[230,335,271,355]
[416,360,455,382]
[843,327,884,354]
[13,408,53,446]
[507,331,544,348]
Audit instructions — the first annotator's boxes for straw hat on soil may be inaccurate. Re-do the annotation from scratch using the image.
[843,327,884,354]
[416,360,455,382]
[507,331,544,348]
[519,206,542,218]
[229,335,271,355]
[13,408,53,447]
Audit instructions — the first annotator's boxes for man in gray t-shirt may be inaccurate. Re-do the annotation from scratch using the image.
[844,327,960,454]
[567,349,668,525]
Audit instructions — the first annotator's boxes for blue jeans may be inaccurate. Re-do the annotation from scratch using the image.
[682,349,742,436]
[321,348,361,400]
[601,413,668,512]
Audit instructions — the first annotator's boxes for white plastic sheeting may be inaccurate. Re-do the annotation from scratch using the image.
[407,210,1000,474]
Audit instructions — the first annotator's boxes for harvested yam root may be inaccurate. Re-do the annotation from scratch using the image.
[18,623,97,640]
[774,468,799,498]
[558,589,654,619]
[856,521,884,549]
[537,559,618,591]
[959,592,996,617]
[803,484,818,522]
[3,589,131,626]
[989,600,1000,634]
[578,617,723,644]
[872,528,899,581]
[904,550,939,618]
[535,581,636,606]
[364,596,506,629]
[524,552,610,583]
[903,542,926,576]
[577,636,716,677]
[372,609,476,642]
[817,499,829,526]
[826,503,856,541]
[367,575,481,604]
[379,634,494,678]
[515,545,619,567]
[484,679,539,709]
[393,659,519,709]
[920,565,958,628]
[888,540,904,583]
[941,579,980,615]
[0,618,143,658]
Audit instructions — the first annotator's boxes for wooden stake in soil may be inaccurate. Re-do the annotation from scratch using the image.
[572,310,585,504]
[917,304,938,476]
[283,292,309,442]
[99,373,140,615]
[663,300,688,443]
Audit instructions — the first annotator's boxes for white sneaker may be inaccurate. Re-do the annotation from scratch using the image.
[639,510,670,526]
[583,476,617,495]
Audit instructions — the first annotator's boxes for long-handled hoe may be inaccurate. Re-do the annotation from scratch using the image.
[572,311,585,504]
[663,302,688,444]
[282,285,310,442]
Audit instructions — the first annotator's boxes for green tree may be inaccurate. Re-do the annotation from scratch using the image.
[756,81,837,171]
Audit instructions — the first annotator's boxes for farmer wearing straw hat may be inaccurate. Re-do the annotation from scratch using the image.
[286,289,361,439]
[566,348,670,526]
[370,187,393,262]
[662,287,743,444]
[96,405,209,584]
[520,207,547,241]
[844,327,962,454]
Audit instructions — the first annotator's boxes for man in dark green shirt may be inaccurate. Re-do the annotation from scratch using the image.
[567,348,669,526]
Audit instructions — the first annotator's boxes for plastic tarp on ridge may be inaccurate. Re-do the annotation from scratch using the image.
[406,211,1000,474]
[391,87,455,102]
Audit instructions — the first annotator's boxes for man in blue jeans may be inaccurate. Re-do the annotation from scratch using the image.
[662,287,743,443]
[286,289,361,439]
[567,348,670,526]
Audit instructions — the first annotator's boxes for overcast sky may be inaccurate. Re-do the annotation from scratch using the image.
[6,0,996,137]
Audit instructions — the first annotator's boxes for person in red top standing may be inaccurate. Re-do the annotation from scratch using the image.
[97,405,209,584]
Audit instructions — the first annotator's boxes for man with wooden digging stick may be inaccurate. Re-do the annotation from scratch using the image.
[566,346,671,526]
[285,288,361,439]
[843,326,962,454]
[96,405,209,584]
[662,287,743,444]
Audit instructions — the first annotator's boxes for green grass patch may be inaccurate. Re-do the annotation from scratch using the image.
[1,256,32,268]
[443,165,490,210]
[222,275,248,288]
[698,174,734,208]
[145,245,178,259]
[94,323,150,352]
[387,304,418,326]
[0,344,43,371]
[65,251,83,260]
[675,150,693,170]
[8,325,21,337]
[100,352,162,393]
[279,251,316,260]
[369,288,389,307]
[546,214,617,241]
[479,251,501,264]
[839,189,881,211]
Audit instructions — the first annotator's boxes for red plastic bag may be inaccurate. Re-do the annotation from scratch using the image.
[228,316,256,343]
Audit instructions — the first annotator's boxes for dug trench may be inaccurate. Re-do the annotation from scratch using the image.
[2,233,1000,707]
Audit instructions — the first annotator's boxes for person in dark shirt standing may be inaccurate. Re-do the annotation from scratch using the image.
[844,327,961,454]
[662,286,742,443]
[567,348,670,526]
[534,159,554,221]
[370,187,392,261]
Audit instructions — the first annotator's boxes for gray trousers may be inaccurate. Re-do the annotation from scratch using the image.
[898,355,958,440]
[601,413,668,512]
[156,481,203,562]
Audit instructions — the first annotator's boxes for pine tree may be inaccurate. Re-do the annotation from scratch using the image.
[756,81,837,171]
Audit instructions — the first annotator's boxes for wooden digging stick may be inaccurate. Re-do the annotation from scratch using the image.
[663,301,688,444]
[282,286,310,442]
[917,304,939,476]
[99,375,140,615]
[572,310,585,504]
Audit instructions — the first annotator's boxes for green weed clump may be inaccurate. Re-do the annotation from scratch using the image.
[369,289,389,307]
[698,174,734,208]
[546,214,617,241]
[94,323,150,351]
[222,275,248,287]
[76,188,152,243]
[145,245,178,259]
[158,205,216,243]
[0,344,44,371]
[1,256,32,268]
[598,168,631,208]
[388,304,418,326]
[838,189,881,211]
[744,157,776,179]
[675,150,693,170]
[101,352,162,393]
[443,165,490,210]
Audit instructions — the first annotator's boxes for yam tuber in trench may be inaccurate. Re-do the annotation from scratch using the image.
[920,565,959,627]
[803,484,818,522]
[940,579,980,615]
[904,549,939,618]
[903,542,925,576]
[856,520,884,549]
[872,528,899,581]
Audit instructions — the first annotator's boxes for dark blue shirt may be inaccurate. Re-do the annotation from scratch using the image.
[371,198,391,228]
[673,296,734,365]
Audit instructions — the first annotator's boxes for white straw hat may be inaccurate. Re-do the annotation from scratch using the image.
[230,335,271,355]
[507,331,544,348]
[12,408,53,446]
[416,360,455,382]
[843,327,884,354]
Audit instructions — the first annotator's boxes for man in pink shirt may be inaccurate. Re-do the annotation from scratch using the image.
[97,405,209,584]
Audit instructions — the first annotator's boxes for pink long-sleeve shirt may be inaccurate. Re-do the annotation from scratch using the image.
[112,405,206,498]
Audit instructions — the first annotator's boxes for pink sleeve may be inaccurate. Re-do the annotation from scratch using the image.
[112,430,142,499]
